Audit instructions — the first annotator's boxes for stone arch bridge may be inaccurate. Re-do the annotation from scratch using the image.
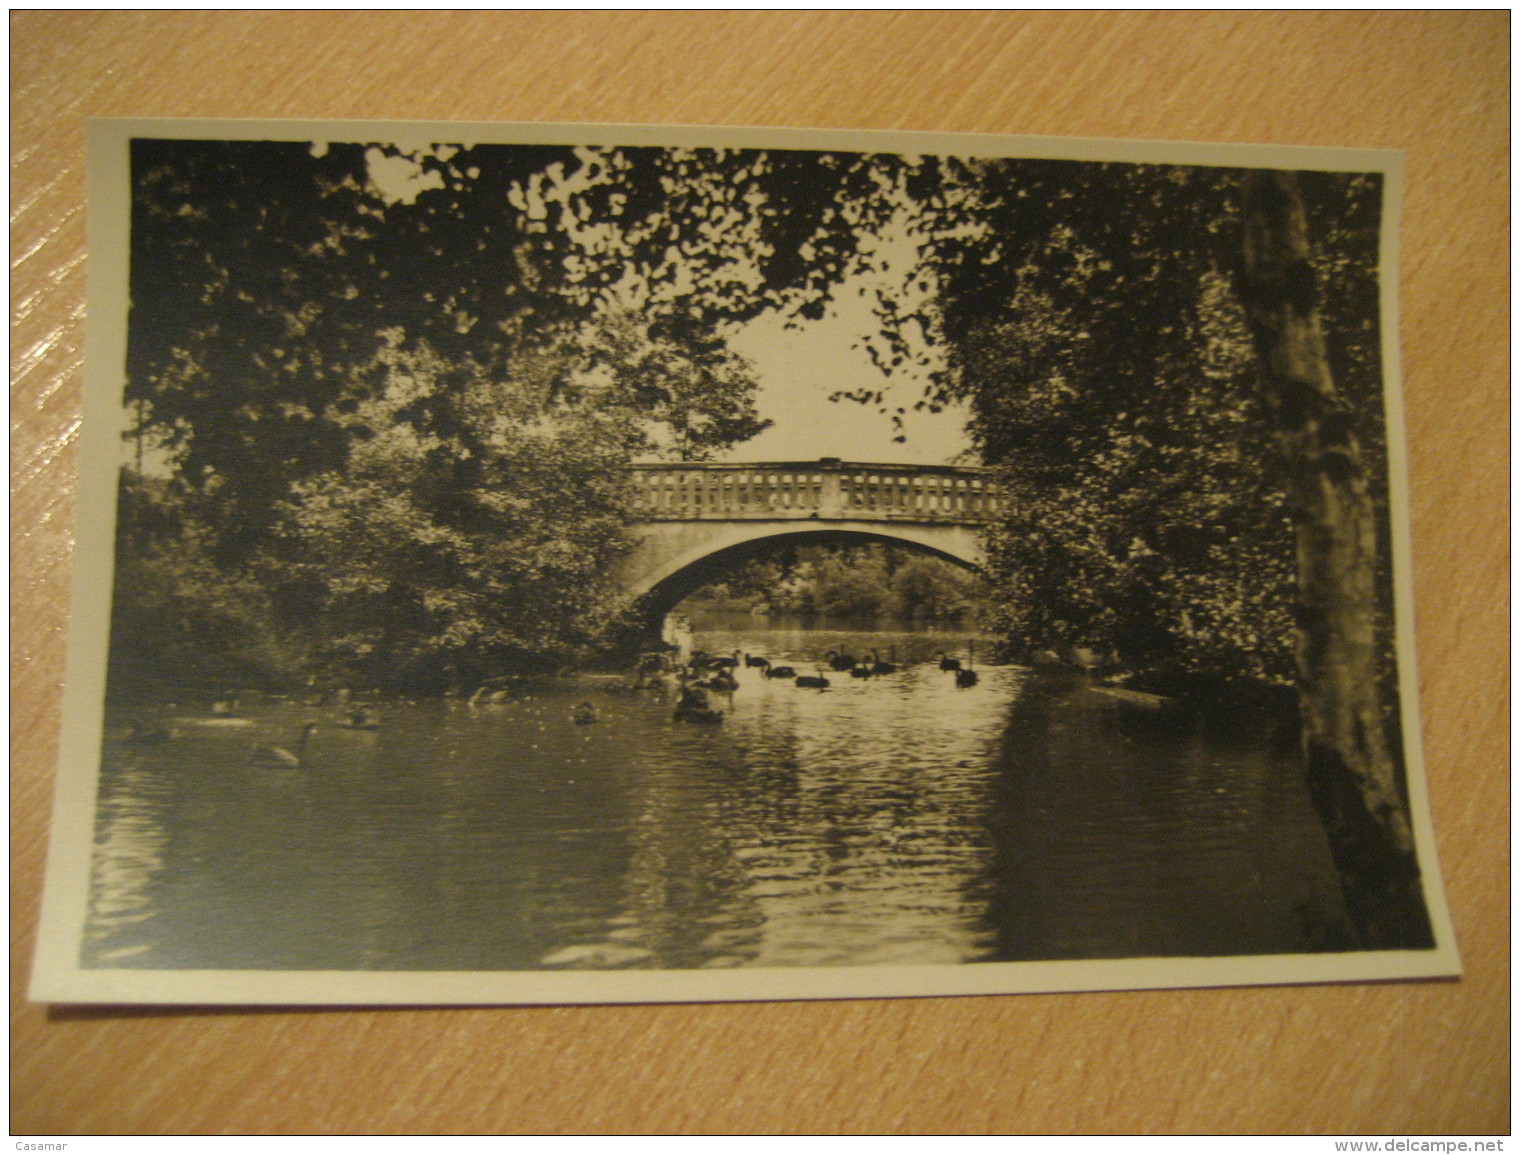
[615,459,1002,639]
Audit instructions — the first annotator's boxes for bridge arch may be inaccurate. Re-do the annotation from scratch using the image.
[624,521,987,625]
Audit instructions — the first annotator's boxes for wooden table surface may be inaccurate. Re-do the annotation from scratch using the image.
[11,12,1508,1136]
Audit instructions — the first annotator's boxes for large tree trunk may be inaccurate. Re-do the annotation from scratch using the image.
[1239,170,1433,949]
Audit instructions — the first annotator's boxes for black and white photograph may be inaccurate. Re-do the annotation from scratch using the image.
[32,119,1459,1004]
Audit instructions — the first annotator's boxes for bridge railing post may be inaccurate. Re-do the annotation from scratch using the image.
[819,471,843,518]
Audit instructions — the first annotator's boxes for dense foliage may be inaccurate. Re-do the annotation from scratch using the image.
[109,475,305,699]
[889,161,1391,687]
[691,543,988,621]
[114,136,1393,702]
[113,140,862,697]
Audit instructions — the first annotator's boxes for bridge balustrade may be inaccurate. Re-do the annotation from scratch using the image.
[627,462,1002,524]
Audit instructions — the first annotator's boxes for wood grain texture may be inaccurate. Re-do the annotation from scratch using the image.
[10,11,1508,1135]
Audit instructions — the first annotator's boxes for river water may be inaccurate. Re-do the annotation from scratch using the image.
[83,614,1352,972]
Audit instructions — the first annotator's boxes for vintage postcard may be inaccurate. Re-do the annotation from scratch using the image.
[31,119,1459,1004]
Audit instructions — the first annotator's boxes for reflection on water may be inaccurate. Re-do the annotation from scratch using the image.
[89,764,172,963]
[84,614,1352,971]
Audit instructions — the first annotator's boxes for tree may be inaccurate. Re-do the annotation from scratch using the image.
[946,228,1297,679]
[814,547,894,618]
[257,335,641,691]
[578,311,770,461]
[128,138,385,562]
[108,472,307,699]
[889,554,984,620]
[907,157,1426,946]
[117,138,873,691]
[125,140,788,554]
[1238,170,1431,947]
[696,543,986,620]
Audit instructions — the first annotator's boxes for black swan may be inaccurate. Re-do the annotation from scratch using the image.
[955,642,979,688]
[673,684,724,724]
[699,669,739,693]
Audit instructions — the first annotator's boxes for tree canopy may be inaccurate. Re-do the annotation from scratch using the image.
[116,137,883,692]
[117,136,1396,698]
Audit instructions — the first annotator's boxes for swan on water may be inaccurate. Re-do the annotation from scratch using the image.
[955,641,979,688]
[672,683,723,724]
[699,669,739,693]
[251,722,319,768]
